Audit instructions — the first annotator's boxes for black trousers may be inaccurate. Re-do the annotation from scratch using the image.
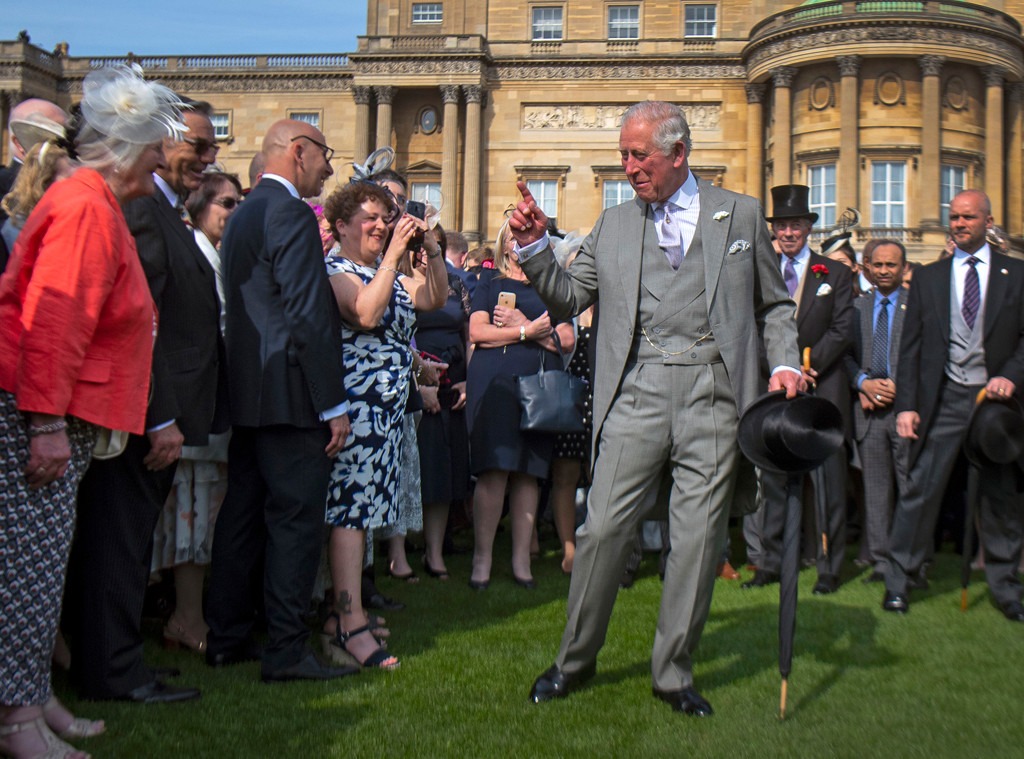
[66,433,175,699]
[205,424,331,675]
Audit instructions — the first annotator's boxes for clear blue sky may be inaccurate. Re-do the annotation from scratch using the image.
[8,1,368,57]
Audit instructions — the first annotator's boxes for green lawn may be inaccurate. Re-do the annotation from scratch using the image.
[59,527,1024,758]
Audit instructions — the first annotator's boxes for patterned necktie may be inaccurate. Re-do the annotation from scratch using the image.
[656,203,683,270]
[870,296,891,379]
[783,256,799,297]
[962,256,980,330]
[176,200,193,228]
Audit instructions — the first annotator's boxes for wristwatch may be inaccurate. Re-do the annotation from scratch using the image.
[519,325,527,342]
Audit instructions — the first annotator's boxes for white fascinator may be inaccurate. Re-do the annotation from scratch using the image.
[80,64,187,145]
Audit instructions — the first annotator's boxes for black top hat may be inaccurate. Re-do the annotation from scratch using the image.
[766,185,819,225]
[738,390,844,474]
[963,394,1024,467]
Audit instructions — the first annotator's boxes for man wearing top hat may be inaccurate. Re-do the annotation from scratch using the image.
[882,189,1024,622]
[743,185,854,595]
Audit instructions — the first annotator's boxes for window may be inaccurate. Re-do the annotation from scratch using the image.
[807,164,837,230]
[410,181,442,210]
[940,165,966,226]
[289,111,320,130]
[603,179,635,209]
[871,162,906,227]
[412,3,443,24]
[532,6,564,41]
[684,4,717,38]
[210,112,230,141]
[527,179,559,220]
[608,5,639,40]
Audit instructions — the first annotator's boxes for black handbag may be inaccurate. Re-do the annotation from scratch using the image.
[516,331,587,433]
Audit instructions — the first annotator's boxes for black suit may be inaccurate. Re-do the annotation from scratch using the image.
[754,252,855,580]
[68,187,226,699]
[206,177,346,676]
[884,252,1024,604]
[0,160,20,272]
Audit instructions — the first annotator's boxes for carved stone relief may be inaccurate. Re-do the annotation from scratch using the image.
[522,103,720,131]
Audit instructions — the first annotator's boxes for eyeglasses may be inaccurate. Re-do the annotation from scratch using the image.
[291,135,334,163]
[212,197,241,210]
[183,137,220,156]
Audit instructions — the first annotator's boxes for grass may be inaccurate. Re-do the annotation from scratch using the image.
[58,523,1024,759]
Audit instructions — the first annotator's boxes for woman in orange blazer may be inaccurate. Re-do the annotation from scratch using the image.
[0,66,186,759]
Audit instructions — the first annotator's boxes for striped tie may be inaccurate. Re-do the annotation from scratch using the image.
[962,256,980,330]
[870,297,890,379]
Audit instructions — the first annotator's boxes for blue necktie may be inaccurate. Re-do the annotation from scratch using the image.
[962,256,980,330]
[783,256,799,297]
[870,297,890,379]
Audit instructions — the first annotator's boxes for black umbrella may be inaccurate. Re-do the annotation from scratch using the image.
[961,460,979,613]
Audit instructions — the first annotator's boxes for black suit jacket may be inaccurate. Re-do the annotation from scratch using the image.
[792,252,855,432]
[895,252,1024,467]
[220,177,345,428]
[123,188,228,445]
[0,161,20,272]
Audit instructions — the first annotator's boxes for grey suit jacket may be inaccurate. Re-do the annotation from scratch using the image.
[520,178,799,452]
[845,289,906,442]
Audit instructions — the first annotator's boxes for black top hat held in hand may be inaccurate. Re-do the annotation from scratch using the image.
[738,391,844,474]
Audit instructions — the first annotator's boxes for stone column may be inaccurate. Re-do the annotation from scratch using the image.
[374,85,395,150]
[352,86,372,166]
[985,67,1006,224]
[837,56,861,217]
[1008,83,1024,239]
[918,56,945,228]
[772,67,797,186]
[440,84,460,231]
[462,85,483,240]
[745,83,766,199]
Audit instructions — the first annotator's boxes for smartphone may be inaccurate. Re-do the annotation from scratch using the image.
[497,291,517,309]
[405,200,426,220]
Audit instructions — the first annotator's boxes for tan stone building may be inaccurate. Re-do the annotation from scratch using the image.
[5,1,1024,258]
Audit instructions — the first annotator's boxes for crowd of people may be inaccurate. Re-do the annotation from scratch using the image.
[1,71,1023,758]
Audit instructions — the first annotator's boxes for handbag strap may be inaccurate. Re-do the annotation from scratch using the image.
[535,327,563,373]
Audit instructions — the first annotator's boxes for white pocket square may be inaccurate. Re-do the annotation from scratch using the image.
[727,239,750,255]
[816,283,833,297]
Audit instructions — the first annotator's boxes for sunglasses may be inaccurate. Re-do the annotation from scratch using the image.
[212,197,241,210]
[183,137,220,156]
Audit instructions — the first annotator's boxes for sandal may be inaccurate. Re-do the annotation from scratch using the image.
[162,620,208,654]
[42,698,105,741]
[0,717,90,759]
[330,624,400,671]
[422,555,450,581]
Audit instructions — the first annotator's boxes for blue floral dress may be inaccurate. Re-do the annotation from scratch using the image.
[325,256,416,530]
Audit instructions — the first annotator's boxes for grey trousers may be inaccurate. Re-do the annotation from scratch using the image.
[856,409,909,569]
[553,361,737,691]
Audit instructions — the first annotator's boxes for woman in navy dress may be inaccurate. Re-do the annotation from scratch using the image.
[320,182,446,669]
[466,221,574,589]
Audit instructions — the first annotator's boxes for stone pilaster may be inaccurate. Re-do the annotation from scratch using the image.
[374,85,395,150]
[838,56,861,215]
[440,85,460,231]
[985,67,1006,223]
[772,67,797,186]
[462,85,483,240]
[745,83,766,199]
[919,56,945,227]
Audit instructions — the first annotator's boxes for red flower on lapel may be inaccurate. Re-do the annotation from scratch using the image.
[811,263,829,278]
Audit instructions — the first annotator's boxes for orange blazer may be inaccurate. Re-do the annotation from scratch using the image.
[0,168,156,434]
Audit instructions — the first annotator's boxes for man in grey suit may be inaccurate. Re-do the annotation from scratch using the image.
[844,240,909,582]
[512,101,801,715]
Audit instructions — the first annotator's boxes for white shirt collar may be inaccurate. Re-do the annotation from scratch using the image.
[262,173,300,199]
[954,243,990,265]
[662,171,698,210]
[153,173,179,208]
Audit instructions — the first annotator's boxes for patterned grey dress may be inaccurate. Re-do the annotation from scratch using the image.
[324,256,416,530]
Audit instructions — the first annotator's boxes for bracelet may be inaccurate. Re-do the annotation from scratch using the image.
[378,265,400,276]
[519,325,527,342]
[28,419,67,437]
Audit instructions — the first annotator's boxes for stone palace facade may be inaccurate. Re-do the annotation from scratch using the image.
[5,1,1024,257]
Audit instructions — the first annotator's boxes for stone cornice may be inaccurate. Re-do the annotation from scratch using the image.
[491,61,747,81]
[58,73,353,94]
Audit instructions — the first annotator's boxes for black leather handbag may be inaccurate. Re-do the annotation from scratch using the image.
[516,332,587,433]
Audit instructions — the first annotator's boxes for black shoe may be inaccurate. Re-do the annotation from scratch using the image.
[653,686,714,716]
[206,639,262,668]
[906,572,929,591]
[262,652,360,683]
[513,576,537,590]
[364,592,405,611]
[813,575,839,595]
[741,570,779,589]
[1000,600,1024,622]
[528,663,596,704]
[468,579,490,591]
[122,680,200,704]
[422,556,450,580]
[882,590,909,614]
[619,568,636,589]
[151,666,181,679]
[862,571,885,584]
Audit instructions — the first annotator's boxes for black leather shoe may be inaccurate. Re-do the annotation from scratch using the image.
[813,574,839,595]
[262,652,359,683]
[882,590,909,614]
[468,579,489,591]
[123,680,200,704]
[653,686,714,716]
[862,571,885,584]
[364,592,405,611]
[513,576,537,590]
[1001,600,1024,622]
[206,639,262,668]
[741,570,780,589]
[528,663,596,704]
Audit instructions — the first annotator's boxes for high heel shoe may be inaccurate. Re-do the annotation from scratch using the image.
[0,717,89,759]
[324,615,399,670]
[42,698,105,741]
[468,578,490,591]
[513,576,538,590]
[422,555,450,580]
[162,620,207,654]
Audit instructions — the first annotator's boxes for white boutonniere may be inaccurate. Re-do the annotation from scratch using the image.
[1001,268,1009,275]
[900,303,907,311]
[727,239,750,255]
[713,211,731,222]
[816,283,833,297]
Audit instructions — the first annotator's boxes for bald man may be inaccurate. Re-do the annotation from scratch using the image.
[205,120,357,681]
